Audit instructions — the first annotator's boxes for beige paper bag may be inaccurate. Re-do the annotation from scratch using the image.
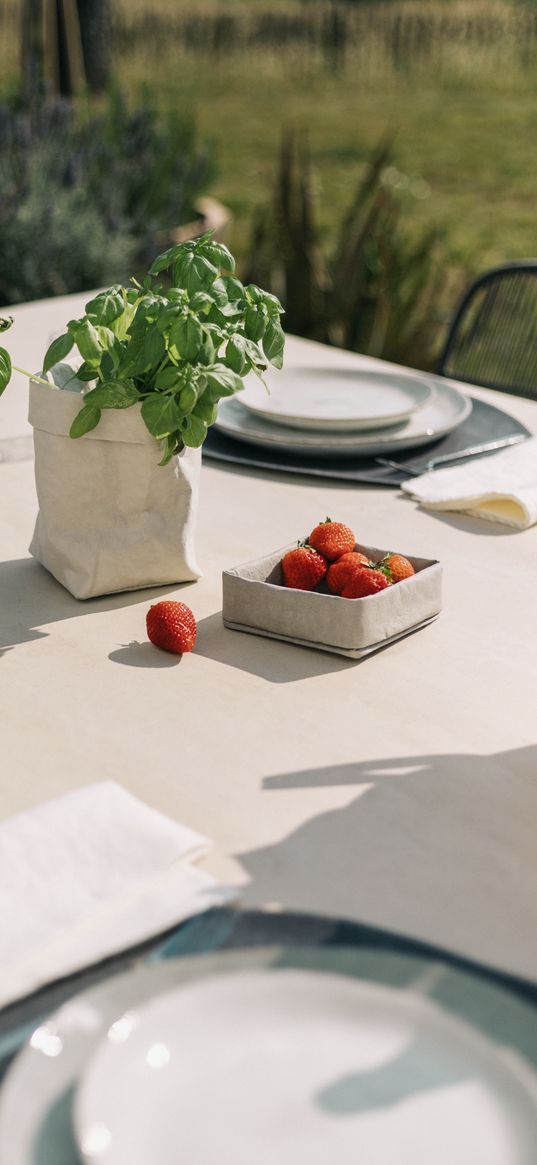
[28,370,201,599]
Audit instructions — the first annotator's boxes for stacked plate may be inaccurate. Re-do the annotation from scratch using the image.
[1,942,536,1164]
[214,364,472,458]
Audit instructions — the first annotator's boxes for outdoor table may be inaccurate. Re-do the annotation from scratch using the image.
[1,290,536,992]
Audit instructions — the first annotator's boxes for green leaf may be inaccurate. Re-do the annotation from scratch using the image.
[222,275,245,300]
[85,288,124,327]
[156,305,182,335]
[0,347,12,396]
[149,244,185,276]
[0,316,13,333]
[182,414,207,447]
[158,434,181,467]
[69,405,101,438]
[173,252,219,295]
[189,291,214,314]
[225,334,249,375]
[244,305,267,342]
[42,332,74,373]
[178,383,197,413]
[200,241,236,274]
[262,319,285,368]
[154,365,182,391]
[76,362,98,382]
[170,315,203,361]
[193,397,218,426]
[204,364,244,398]
[83,381,139,409]
[141,328,166,368]
[141,393,183,439]
[68,319,102,365]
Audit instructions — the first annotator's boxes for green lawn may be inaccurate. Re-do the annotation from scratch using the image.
[108,0,537,281]
[1,0,536,283]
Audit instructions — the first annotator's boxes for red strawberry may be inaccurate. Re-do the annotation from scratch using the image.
[309,517,355,561]
[146,601,196,654]
[326,551,370,595]
[341,566,390,598]
[379,553,415,583]
[282,544,327,590]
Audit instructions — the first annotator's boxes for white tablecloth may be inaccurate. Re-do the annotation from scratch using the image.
[1,292,536,981]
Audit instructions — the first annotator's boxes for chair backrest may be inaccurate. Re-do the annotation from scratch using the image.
[437,261,537,400]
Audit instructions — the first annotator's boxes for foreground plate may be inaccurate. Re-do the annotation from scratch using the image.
[2,947,536,1165]
[74,963,537,1165]
[216,377,472,457]
[239,367,432,431]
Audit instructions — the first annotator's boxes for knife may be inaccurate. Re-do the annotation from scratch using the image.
[375,433,529,476]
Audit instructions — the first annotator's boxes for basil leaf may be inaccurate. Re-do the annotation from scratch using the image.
[200,241,236,274]
[204,365,244,397]
[0,347,11,396]
[182,414,207,447]
[85,288,124,326]
[83,381,139,409]
[141,329,166,368]
[262,319,285,368]
[68,319,102,365]
[154,366,182,391]
[69,404,101,438]
[42,332,74,373]
[225,335,249,375]
[170,316,203,361]
[141,393,182,439]
[193,397,218,426]
[149,244,185,276]
[173,253,219,295]
[244,305,267,342]
[76,362,98,382]
[178,383,197,413]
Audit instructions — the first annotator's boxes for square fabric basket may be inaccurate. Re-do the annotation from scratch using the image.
[223,543,442,659]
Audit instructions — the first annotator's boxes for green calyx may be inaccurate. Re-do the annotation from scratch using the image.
[0,233,286,464]
[370,553,394,581]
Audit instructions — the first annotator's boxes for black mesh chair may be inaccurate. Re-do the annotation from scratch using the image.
[438,261,537,401]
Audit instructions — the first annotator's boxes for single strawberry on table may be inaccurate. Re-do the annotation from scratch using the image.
[326,551,370,595]
[146,601,197,654]
[340,566,390,599]
[282,543,327,590]
[309,517,356,561]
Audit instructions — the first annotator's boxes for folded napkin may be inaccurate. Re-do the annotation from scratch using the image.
[0,782,234,1010]
[401,437,537,528]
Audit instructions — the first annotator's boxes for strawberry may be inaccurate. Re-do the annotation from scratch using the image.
[308,517,355,561]
[340,566,390,598]
[146,600,196,654]
[375,553,415,584]
[326,551,370,595]
[282,543,327,590]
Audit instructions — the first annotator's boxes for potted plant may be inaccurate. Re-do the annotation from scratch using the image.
[0,232,285,599]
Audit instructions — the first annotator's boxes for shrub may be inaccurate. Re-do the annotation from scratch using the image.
[243,132,453,371]
[0,93,213,305]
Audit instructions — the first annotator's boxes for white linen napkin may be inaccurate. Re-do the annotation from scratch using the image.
[401,437,537,528]
[0,782,234,1010]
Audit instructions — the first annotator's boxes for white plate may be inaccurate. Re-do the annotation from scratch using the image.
[3,947,536,1165]
[74,957,537,1165]
[239,366,432,431]
[216,376,472,458]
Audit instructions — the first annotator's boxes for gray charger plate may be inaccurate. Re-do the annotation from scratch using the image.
[203,396,531,485]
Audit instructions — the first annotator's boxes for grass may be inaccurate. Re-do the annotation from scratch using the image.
[2,0,537,283]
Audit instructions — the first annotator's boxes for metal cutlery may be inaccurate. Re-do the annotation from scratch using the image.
[375,433,528,476]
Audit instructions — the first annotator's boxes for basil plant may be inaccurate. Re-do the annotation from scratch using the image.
[0,232,285,465]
